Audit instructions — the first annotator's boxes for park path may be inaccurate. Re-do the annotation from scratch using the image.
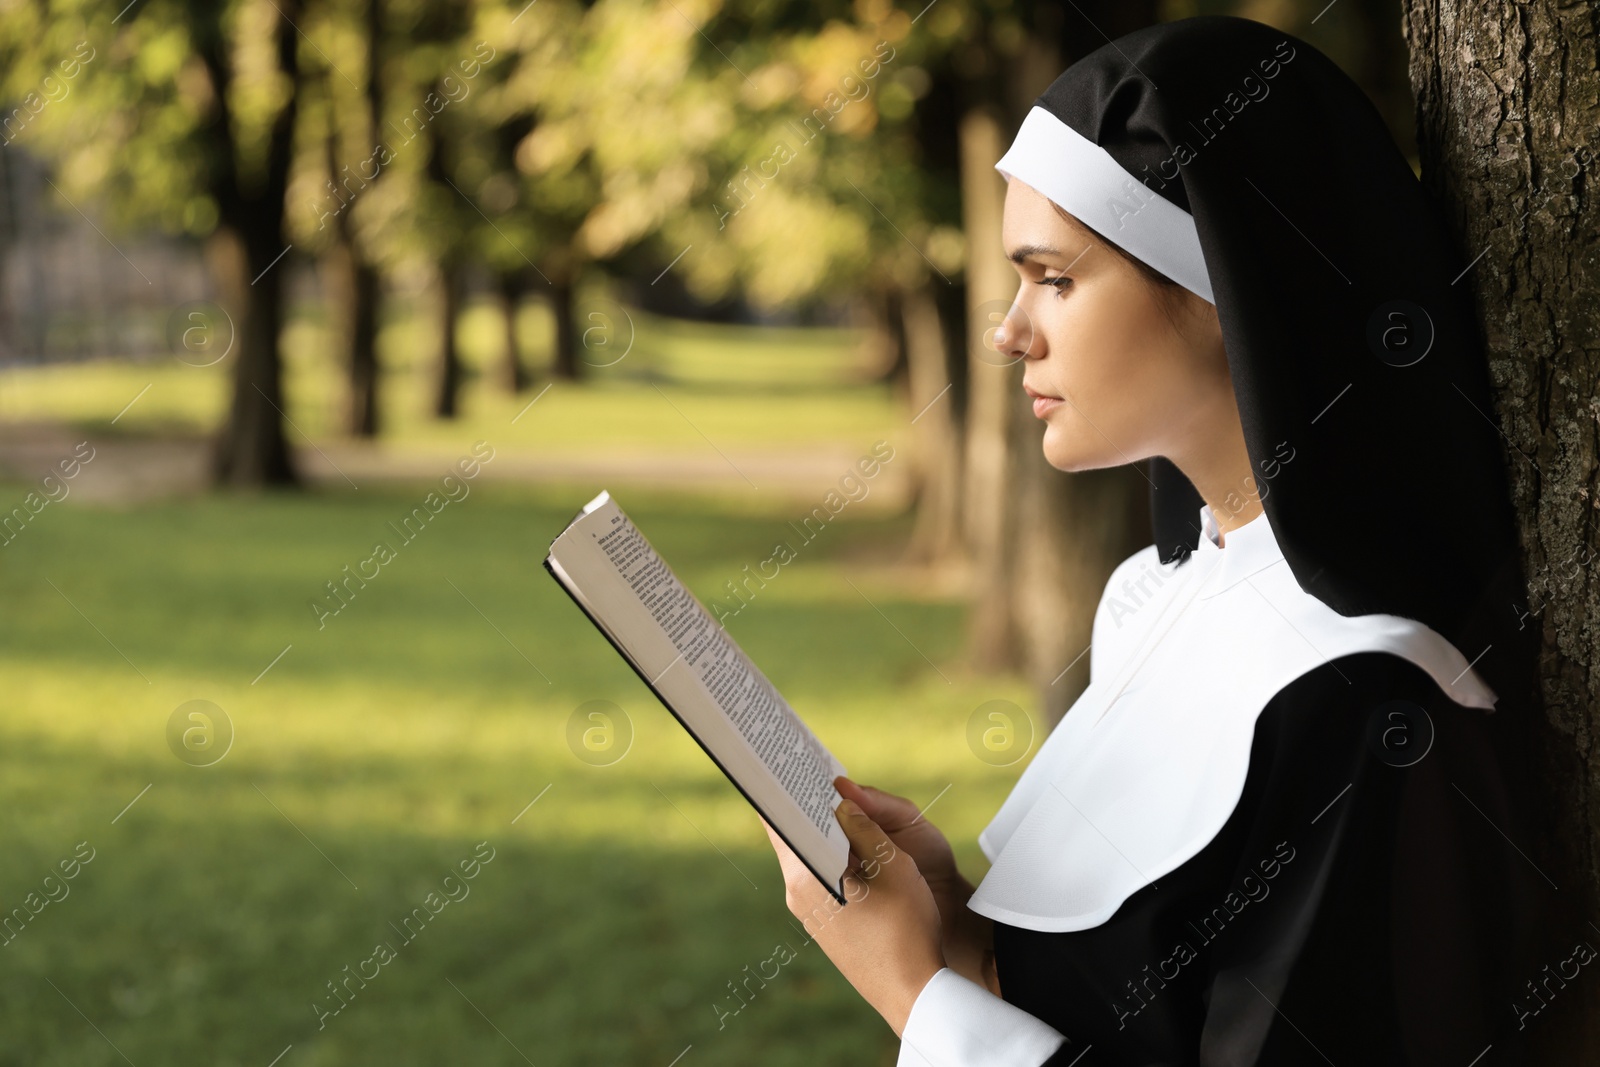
[0,421,913,511]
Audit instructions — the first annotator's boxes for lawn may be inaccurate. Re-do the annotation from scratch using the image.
[0,479,1038,1066]
[0,292,903,455]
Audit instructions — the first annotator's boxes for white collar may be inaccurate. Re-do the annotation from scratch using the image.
[1192,502,1285,598]
[966,512,1498,933]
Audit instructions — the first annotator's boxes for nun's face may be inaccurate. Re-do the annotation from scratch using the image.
[996,178,1232,475]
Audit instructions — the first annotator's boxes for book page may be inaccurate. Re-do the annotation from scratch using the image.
[593,517,844,836]
[545,491,850,898]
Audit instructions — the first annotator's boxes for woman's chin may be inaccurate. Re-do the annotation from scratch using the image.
[1040,442,1086,472]
[1040,430,1119,473]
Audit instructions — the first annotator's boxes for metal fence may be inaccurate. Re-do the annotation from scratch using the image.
[0,145,212,367]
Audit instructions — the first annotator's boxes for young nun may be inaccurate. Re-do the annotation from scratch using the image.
[762,14,1548,1066]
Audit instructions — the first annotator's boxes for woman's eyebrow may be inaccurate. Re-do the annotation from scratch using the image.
[1007,243,1065,264]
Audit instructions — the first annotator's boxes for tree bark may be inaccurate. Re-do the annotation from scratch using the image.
[348,259,380,435]
[207,1,299,487]
[344,0,384,437]
[1013,3,1163,724]
[955,2,1161,690]
[902,284,964,565]
[549,271,580,381]
[958,102,1020,672]
[324,129,380,438]
[498,268,530,393]
[866,284,910,387]
[1009,409,1152,724]
[1403,1,1600,1057]
[433,260,463,419]
[210,225,296,486]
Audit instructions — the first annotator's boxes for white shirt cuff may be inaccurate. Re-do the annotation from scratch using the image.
[895,967,1069,1067]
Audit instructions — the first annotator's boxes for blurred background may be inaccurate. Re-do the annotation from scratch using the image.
[0,0,1419,1063]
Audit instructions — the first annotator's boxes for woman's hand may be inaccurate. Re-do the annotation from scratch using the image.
[834,776,964,907]
[761,798,946,1038]
[833,776,1000,996]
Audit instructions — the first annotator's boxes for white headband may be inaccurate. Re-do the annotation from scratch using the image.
[994,106,1215,305]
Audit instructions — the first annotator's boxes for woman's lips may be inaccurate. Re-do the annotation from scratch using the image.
[1024,384,1062,419]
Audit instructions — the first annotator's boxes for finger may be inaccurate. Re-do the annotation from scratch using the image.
[834,798,901,880]
[833,775,875,814]
[834,776,909,822]
[838,779,925,831]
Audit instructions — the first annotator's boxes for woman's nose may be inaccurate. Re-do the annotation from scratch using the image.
[992,304,1034,359]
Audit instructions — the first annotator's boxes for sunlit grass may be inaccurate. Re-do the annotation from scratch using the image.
[0,483,1036,1066]
[0,293,901,454]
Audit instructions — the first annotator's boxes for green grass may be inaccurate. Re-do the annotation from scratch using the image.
[0,293,901,455]
[0,481,1039,1065]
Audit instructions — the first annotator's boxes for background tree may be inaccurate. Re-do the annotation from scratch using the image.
[439,0,566,395]
[0,0,320,485]
[486,0,604,382]
[284,0,388,438]
[332,0,386,437]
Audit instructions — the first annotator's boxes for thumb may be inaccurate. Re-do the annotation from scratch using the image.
[835,777,913,826]
[835,798,900,879]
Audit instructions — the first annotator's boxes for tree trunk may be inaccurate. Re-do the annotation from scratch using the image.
[956,2,1163,682]
[867,285,910,387]
[1009,408,1150,726]
[902,284,964,566]
[211,225,297,486]
[993,7,1158,725]
[549,272,579,381]
[1402,1,1600,1057]
[433,261,463,419]
[958,102,1021,672]
[345,0,383,437]
[498,268,530,393]
[209,0,298,487]
[323,217,380,438]
[348,259,380,435]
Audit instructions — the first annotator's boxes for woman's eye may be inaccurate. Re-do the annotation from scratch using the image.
[1038,276,1071,298]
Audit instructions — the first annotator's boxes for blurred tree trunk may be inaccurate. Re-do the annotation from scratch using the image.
[210,226,296,486]
[957,3,1160,716]
[549,272,580,380]
[325,131,381,438]
[343,0,384,437]
[999,5,1155,720]
[1403,0,1600,1057]
[902,285,963,564]
[347,259,381,434]
[205,2,299,487]
[899,39,968,574]
[959,103,1021,671]
[866,285,910,387]
[1010,415,1151,722]
[433,260,463,419]
[498,268,530,392]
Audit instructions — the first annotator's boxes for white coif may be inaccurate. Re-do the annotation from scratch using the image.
[994,105,1215,306]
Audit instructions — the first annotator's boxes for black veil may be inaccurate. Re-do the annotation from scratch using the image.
[1016,16,1536,711]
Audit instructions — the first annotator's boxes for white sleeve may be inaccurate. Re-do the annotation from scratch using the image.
[895,967,1069,1067]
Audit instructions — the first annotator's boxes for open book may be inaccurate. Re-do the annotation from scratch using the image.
[543,490,852,905]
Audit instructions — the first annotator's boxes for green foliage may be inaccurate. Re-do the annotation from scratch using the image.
[0,0,970,305]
